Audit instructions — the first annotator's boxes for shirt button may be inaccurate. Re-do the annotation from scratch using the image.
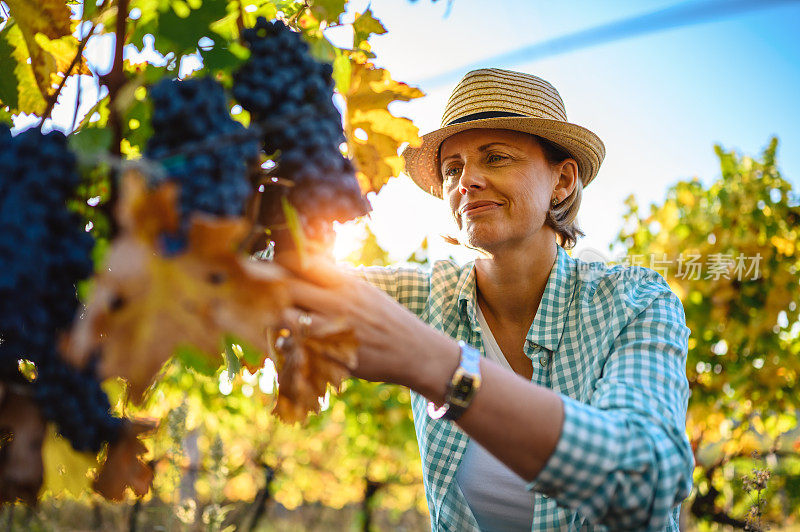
[539,353,550,367]
[526,340,539,350]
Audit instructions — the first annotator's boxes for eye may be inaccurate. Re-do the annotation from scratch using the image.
[486,153,507,163]
[443,165,462,179]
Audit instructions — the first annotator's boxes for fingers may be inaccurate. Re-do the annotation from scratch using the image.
[276,251,347,288]
[285,277,349,316]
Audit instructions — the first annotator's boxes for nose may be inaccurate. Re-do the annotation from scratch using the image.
[457,163,487,195]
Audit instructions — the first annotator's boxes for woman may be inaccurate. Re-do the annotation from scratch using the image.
[285,68,694,531]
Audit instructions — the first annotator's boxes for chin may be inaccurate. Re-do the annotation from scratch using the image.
[462,226,506,251]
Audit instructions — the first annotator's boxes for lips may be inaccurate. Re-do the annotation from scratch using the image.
[460,200,502,215]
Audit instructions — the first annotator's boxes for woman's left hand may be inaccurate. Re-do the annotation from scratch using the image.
[280,255,459,393]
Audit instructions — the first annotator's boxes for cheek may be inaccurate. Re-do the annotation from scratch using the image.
[446,190,461,224]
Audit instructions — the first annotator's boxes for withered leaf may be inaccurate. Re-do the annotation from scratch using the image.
[65,170,289,402]
[271,316,357,423]
[0,389,46,505]
[92,419,156,501]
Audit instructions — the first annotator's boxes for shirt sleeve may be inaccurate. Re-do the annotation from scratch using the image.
[525,273,695,530]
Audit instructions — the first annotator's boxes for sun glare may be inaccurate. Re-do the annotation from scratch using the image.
[332,220,367,262]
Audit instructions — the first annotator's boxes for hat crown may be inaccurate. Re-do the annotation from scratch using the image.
[440,68,568,128]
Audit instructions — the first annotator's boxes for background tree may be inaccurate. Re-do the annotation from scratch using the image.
[615,137,800,529]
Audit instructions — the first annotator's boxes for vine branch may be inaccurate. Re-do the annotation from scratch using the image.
[104,0,130,158]
[38,22,97,129]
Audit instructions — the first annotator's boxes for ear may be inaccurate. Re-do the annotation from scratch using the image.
[553,157,579,199]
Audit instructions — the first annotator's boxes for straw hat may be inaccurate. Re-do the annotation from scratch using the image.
[402,68,605,198]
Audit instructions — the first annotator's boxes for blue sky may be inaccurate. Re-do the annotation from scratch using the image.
[334,0,800,263]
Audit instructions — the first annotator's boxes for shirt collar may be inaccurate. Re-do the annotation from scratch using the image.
[457,245,578,352]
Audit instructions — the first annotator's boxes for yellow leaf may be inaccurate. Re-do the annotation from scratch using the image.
[770,235,795,256]
[35,32,92,77]
[344,60,423,193]
[6,24,47,114]
[5,0,72,40]
[41,428,99,499]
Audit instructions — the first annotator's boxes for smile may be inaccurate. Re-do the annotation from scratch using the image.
[460,201,501,216]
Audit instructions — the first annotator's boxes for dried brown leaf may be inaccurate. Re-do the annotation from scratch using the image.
[65,170,289,402]
[271,317,357,423]
[0,389,46,505]
[92,419,156,501]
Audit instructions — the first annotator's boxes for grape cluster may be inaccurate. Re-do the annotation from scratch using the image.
[233,17,369,233]
[146,77,260,224]
[0,124,122,452]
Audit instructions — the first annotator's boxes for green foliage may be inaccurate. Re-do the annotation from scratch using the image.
[616,137,800,527]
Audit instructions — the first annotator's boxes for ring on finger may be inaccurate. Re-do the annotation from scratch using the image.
[298,311,312,337]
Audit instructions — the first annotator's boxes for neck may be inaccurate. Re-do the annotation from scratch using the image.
[474,232,558,328]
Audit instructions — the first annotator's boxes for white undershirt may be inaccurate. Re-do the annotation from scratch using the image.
[455,304,535,532]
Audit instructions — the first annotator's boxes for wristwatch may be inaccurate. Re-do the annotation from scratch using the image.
[427,341,482,421]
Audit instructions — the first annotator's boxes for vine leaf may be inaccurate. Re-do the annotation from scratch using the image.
[41,427,100,498]
[353,8,387,49]
[4,0,71,40]
[64,170,290,402]
[344,59,424,194]
[310,0,348,25]
[92,419,157,501]
[3,23,47,114]
[272,316,357,424]
[0,1,90,114]
[0,387,46,505]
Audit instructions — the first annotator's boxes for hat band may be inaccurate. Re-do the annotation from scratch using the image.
[444,110,524,126]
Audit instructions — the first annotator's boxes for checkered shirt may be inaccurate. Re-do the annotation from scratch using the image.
[357,245,694,531]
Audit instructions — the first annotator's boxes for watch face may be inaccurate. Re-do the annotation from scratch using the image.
[454,375,474,399]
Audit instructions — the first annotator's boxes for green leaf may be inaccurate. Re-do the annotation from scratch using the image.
[223,343,242,380]
[200,43,247,73]
[310,0,347,24]
[353,8,386,48]
[0,28,20,111]
[0,106,13,126]
[332,50,351,94]
[82,0,98,20]
[69,126,112,157]
[306,34,337,64]
[157,0,229,56]
[123,96,153,156]
[281,196,307,263]
[175,345,219,377]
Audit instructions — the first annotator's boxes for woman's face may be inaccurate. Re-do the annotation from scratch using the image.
[440,128,570,252]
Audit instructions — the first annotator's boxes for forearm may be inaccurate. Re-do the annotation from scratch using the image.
[408,330,564,484]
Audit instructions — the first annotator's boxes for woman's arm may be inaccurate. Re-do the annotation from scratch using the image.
[286,260,692,530]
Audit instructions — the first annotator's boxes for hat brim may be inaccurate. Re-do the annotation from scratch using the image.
[402,116,605,199]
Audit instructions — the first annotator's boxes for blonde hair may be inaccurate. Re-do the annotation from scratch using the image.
[442,134,585,250]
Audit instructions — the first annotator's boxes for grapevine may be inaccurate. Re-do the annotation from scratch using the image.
[0,0,421,507]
